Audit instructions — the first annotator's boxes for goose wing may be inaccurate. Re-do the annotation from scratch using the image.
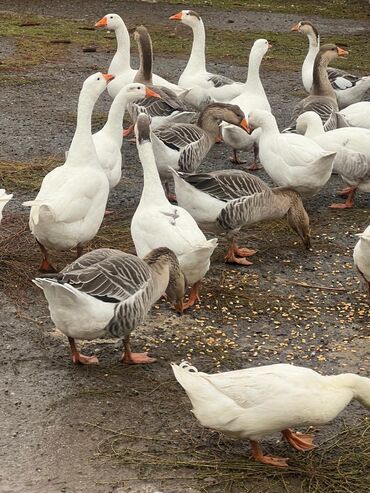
[180,170,269,201]
[288,96,338,132]
[334,149,370,182]
[59,249,152,302]
[207,73,235,88]
[327,67,363,90]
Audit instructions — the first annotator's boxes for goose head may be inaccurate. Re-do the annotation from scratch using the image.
[252,38,272,57]
[318,44,348,64]
[122,83,161,102]
[169,9,202,27]
[291,20,319,40]
[134,112,152,145]
[199,103,248,132]
[296,111,325,136]
[95,13,124,31]
[144,247,186,313]
[285,191,312,250]
[246,109,276,133]
[82,72,115,98]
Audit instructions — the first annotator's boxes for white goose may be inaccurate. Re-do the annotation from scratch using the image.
[296,111,370,208]
[340,102,370,130]
[170,10,243,101]
[172,169,311,265]
[221,38,271,167]
[131,113,218,311]
[291,20,370,109]
[23,73,112,272]
[172,361,370,467]
[93,83,160,189]
[95,13,183,98]
[353,225,370,297]
[0,189,13,223]
[34,247,185,365]
[248,109,336,196]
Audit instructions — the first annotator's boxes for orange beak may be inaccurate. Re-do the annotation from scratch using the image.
[337,46,349,57]
[239,117,251,134]
[103,73,115,82]
[169,12,183,21]
[145,87,161,98]
[291,23,300,32]
[95,17,108,28]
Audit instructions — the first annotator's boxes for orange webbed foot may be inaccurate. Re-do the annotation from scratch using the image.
[121,352,156,365]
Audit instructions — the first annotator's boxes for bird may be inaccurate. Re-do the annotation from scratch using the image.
[0,189,13,224]
[291,20,370,109]
[296,111,370,208]
[131,113,218,311]
[33,247,185,365]
[284,44,349,133]
[23,73,112,272]
[171,169,311,265]
[221,38,271,167]
[340,101,370,129]
[94,13,183,98]
[247,109,335,196]
[172,361,370,467]
[353,225,370,297]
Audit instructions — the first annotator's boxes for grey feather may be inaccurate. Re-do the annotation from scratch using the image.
[207,73,235,88]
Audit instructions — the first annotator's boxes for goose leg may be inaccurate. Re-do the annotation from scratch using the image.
[250,441,289,468]
[229,149,246,165]
[37,240,57,273]
[246,143,261,171]
[329,187,357,209]
[68,337,99,365]
[122,124,134,138]
[282,429,316,451]
[337,186,353,197]
[164,182,177,202]
[181,281,201,311]
[121,335,156,365]
[224,238,256,266]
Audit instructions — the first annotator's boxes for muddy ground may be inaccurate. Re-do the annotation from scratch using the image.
[0,2,369,493]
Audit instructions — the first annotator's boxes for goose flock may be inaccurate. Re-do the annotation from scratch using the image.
[2,9,370,469]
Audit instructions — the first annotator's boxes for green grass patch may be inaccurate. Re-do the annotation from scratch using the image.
[163,0,369,20]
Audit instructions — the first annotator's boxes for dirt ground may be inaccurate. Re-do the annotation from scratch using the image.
[0,2,369,493]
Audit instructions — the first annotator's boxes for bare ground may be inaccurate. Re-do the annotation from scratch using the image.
[0,2,369,493]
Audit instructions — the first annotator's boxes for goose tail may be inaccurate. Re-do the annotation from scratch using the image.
[22,200,55,225]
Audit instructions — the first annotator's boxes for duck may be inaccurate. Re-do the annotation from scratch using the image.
[0,189,13,223]
[172,361,370,467]
[33,247,185,365]
[353,225,370,297]
[221,39,271,167]
[296,111,370,208]
[131,113,218,311]
[126,26,196,132]
[92,83,160,189]
[95,13,183,98]
[291,20,370,109]
[248,109,336,196]
[284,44,348,133]
[151,103,248,197]
[340,102,370,130]
[170,10,243,101]
[172,169,311,265]
[22,73,113,272]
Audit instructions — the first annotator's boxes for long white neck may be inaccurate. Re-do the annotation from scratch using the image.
[244,46,265,88]
[109,21,131,75]
[138,140,168,205]
[327,374,370,408]
[100,92,129,144]
[259,116,280,137]
[302,33,320,92]
[68,91,99,166]
[185,20,206,73]
[303,116,325,139]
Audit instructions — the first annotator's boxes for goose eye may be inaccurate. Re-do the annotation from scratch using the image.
[110,16,113,19]
[137,86,140,89]
[97,77,101,80]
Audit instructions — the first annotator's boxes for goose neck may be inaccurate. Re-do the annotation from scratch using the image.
[328,374,370,408]
[68,91,98,165]
[138,141,168,204]
[307,32,320,50]
[186,20,206,72]
[134,32,153,84]
[312,53,336,98]
[198,110,222,141]
[109,22,131,75]
[245,46,264,86]
[101,93,128,143]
